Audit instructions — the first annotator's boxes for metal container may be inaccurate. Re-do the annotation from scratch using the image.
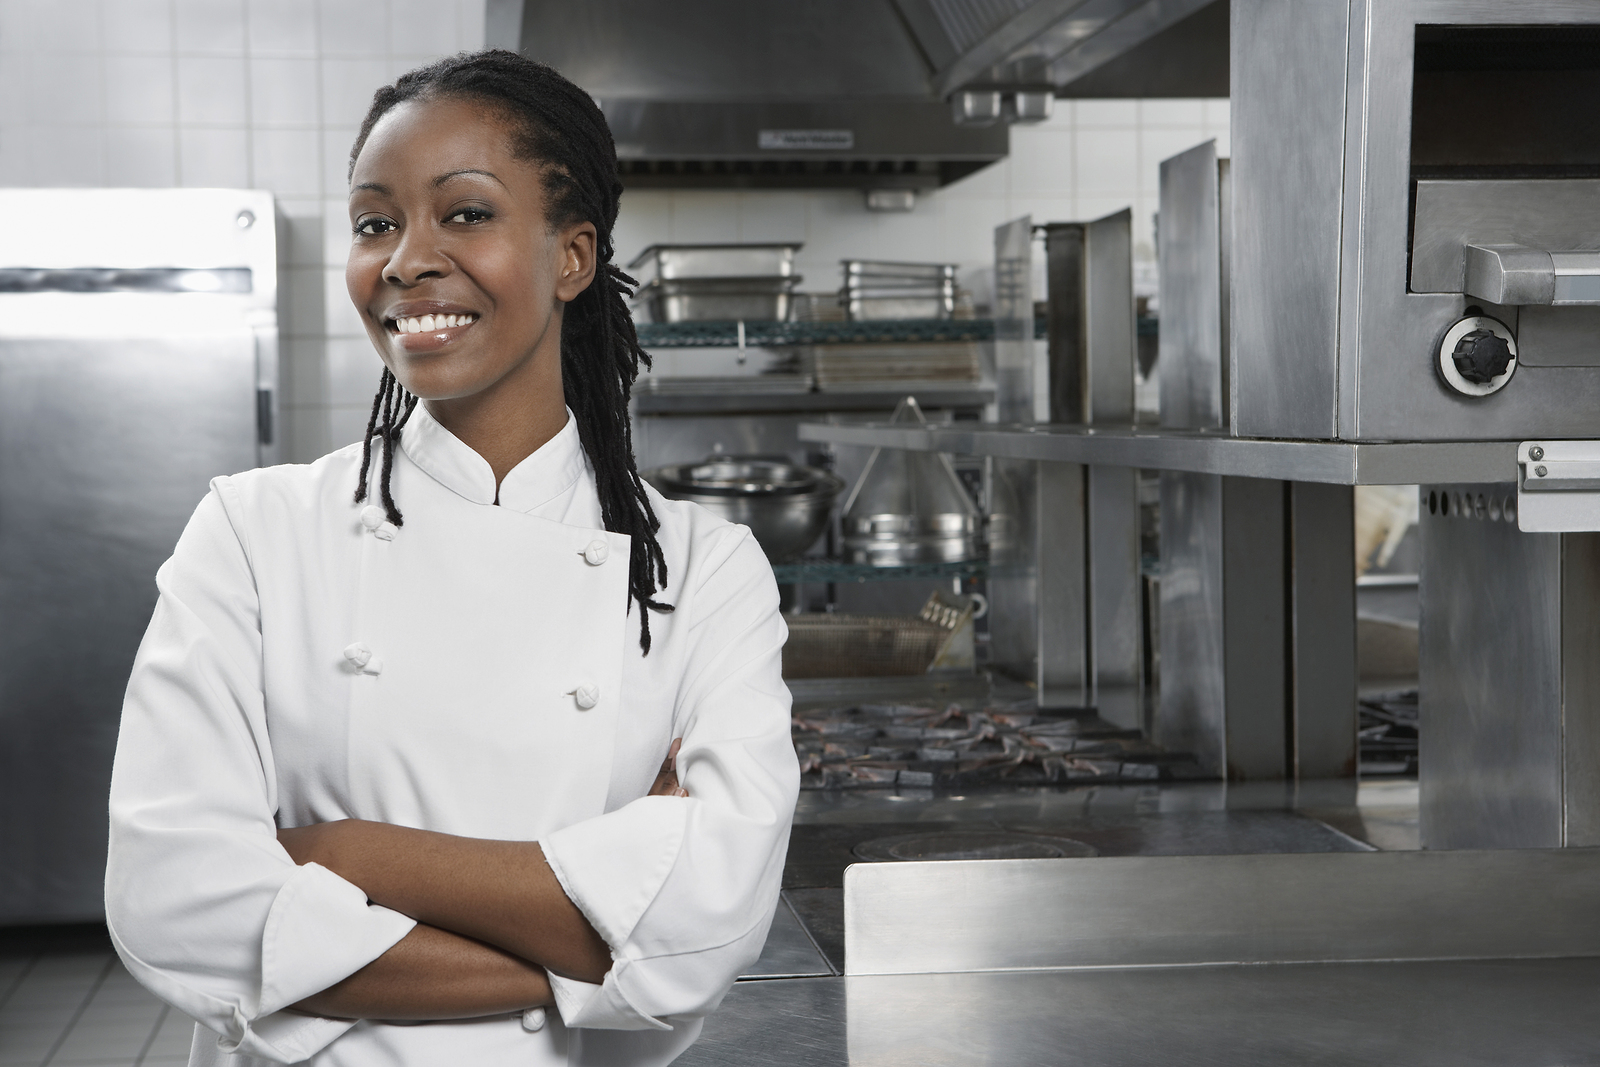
[644,458,843,562]
[781,612,949,677]
[845,292,954,321]
[638,275,802,323]
[629,243,801,281]
[843,260,958,284]
[842,511,982,565]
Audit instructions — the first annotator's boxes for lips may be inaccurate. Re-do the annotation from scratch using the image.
[380,301,481,337]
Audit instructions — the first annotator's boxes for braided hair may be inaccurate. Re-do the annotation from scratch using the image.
[348,50,673,653]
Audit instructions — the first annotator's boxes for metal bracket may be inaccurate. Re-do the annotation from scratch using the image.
[1467,244,1600,306]
[1517,440,1600,531]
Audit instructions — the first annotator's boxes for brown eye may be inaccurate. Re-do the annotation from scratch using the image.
[354,217,396,236]
[445,208,492,224]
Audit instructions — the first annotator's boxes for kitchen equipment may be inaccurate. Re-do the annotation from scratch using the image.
[644,458,843,562]
[781,611,950,679]
[0,189,278,924]
[842,260,958,322]
[628,243,801,281]
[799,342,981,388]
[840,397,982,565]
[636,275,802,324]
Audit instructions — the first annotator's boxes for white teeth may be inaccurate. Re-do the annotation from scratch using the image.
[393,313,475,334]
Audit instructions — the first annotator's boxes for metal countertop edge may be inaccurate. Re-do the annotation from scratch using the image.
[797,422,1520,485]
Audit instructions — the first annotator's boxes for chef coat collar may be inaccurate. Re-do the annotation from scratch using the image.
[399,404,588,513]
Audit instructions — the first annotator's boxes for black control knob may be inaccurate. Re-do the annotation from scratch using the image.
[1451,328,1513,384]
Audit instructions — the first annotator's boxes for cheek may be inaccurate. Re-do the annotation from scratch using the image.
[345,248,383,313]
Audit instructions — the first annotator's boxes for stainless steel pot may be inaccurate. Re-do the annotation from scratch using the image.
[644,459,844,563]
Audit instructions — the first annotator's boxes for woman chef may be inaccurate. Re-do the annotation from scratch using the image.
[105,50,798,1067]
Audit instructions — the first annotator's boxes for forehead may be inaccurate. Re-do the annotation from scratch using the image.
[350,96,532,188]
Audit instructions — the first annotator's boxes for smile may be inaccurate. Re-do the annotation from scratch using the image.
[387,312,479,334]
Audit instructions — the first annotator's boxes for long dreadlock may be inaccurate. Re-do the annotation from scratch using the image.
[348,50,673,653]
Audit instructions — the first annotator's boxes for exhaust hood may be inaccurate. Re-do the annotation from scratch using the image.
[488,0,1226,190]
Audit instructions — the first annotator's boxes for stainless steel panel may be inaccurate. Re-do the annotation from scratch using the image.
[1157,140,1224,430]
[1035,460,1087,706]
[1156,471,1225,774]
[739,896,834,980]
[1044,209,1135,424]
[1410,180,1600,294]
[1230,0,1348,440]
[1220,475,1287,779]
[843,847,1600,975]
[632,413,814,473]
[1088,464,1140,729]
[992,216,1037,424]
[984,457,1039,686]
[0,336,259,923]
[1419,489,1563,849]
[628,243,801,280]
[1289,481,1358,779]
[797,421,1518,486]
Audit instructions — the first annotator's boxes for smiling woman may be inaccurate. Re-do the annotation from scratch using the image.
[104,51,798,1067]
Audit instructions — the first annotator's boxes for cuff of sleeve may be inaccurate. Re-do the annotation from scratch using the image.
[548,963,672,1032]
[257,861,417,1017]
[540,797,686,951]
[218,1010,357,1064]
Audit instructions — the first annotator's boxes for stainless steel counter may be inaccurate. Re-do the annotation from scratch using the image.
[683,958,1600,1066]
[797,421,1518,485]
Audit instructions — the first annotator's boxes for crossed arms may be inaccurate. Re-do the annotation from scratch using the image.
[278,741,685,1021]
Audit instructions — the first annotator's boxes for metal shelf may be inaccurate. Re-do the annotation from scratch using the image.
[796,422,1519,486]
[770,558,989,584]
[634,381,994,415]
[635,316,1057,348]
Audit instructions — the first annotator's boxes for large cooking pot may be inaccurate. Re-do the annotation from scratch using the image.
[644,458,844,563]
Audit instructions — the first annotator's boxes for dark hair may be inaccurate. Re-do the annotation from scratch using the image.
[349,50,672,653]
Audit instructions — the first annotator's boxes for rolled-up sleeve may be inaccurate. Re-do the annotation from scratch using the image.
[539,526,799,1031]
[105,482,415,1065]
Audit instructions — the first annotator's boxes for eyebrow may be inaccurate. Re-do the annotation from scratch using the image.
[433,168,506,189]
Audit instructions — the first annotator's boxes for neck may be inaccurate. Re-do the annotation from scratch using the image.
[424,348,569,489]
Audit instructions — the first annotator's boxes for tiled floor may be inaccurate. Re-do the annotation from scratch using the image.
[0,927,192,1067]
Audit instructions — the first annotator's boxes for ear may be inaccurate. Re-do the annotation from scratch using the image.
[555,221,598,303]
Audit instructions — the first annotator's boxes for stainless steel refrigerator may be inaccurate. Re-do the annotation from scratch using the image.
[0,189,279,924]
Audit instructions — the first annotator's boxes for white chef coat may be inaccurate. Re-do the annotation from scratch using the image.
[105,406,798,1067]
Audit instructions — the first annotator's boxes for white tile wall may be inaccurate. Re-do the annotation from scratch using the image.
[0,0,484,463]
[0,0,1222,462]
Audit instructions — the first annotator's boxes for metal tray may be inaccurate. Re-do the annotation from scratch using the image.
[845,294,954,321]
[629,243,801,280]
[638,275,802,323]
[843,259,958,283]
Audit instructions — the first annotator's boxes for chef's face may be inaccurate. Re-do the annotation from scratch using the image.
[345,95,596,403]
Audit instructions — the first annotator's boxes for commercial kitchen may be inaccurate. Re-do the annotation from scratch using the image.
[3,1,1600,1064]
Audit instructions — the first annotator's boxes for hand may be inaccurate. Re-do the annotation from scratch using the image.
[649,738,688,798]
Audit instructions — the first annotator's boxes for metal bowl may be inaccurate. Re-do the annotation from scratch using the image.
[644,459,844,563]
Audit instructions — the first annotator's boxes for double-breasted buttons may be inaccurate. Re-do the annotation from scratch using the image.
[582,539,610,566]
[343,642,383,675]
[569,682,600,710]
[359,505,397,541]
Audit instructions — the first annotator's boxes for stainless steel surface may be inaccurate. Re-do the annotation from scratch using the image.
[796,421,1519,485]
[844,295,952,322]
[1158,139,1224,431]
[739,896,833,980]
[1156,473,1286,779]
[843,261,958,283]
[845,847,1600,976]
[637,275,801,324]
[892,0,1218,101]
[1419,487,1600,848]
[1290,482,1359,778]
[1229,0,1348,439]
[1042,210,1135,425]
[683,959,1600,1067]
[1232,3,1600,441]
[1464,244,1559,306]
[992,216,1038,423]
[1411,180,1600,294]
[0,190,276,923]
[628,243,800,281]
[1516,439,1600,532]
[518,1,1008,190]
[1087,464,1141,728]
[1035,460,1088,706]
[851,830,1096,862]
[644,460,843,563]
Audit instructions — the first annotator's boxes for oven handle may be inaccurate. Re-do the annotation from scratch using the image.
[1465,244,1600,306]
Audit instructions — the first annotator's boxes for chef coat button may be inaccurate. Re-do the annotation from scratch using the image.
[359,505,385,531]
[570,683,600,710]
[374,521,397,541]
[343,642,382,675]
[582,539,610,565]
[521,1007,546,1033]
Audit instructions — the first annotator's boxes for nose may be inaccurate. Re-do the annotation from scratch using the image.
[384,221,451,286]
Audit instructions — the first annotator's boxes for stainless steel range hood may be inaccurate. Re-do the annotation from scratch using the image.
[490,0,1226,190]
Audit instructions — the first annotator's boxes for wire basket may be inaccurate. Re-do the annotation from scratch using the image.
[782,613,950,678]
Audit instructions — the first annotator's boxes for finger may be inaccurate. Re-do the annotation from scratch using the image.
[674,787,689,798]
[668,737,682,767]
